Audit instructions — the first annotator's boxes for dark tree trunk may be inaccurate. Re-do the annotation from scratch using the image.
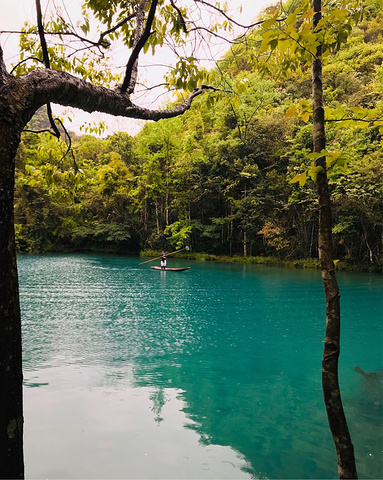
[312,1,358,478]
[0,99,25,478]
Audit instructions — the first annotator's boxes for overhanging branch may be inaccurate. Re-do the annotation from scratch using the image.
[23,68,218,121]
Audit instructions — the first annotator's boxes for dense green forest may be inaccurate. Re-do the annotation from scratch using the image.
[14,1,382,270]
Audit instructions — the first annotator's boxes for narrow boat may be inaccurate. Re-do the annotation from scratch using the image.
[151,266,191,271]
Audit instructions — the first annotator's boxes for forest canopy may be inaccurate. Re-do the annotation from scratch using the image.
[14,0,383,270]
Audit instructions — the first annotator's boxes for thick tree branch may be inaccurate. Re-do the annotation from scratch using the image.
[0,45,10,83]
[20,69,216,121]
[120,0,159,93]
[35,0,61,139]
[125,0,149,94]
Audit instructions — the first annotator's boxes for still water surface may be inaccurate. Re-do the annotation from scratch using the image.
[19,254,382,479]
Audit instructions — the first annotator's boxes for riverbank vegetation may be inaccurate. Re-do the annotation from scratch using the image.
[14,0,382,272]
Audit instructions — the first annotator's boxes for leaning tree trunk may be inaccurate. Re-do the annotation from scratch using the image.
[312,1,357,478]
[0,108,25,477]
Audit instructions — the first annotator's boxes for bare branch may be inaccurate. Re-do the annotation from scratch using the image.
[230,103,242,141]
[194,0,279,30]
[22,128,57,135]
[98,13,136,46]
[10,57,44,74]
[136,81,170,91]
[325,115,383,123]
[54,117,77,169]
[0,30,31,34]
[187,26,243,44]
[1,11,136,53]
[244,100,264,140]
[46,103,61,139]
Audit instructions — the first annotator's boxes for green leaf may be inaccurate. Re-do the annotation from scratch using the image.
[291,171,307,187]
[308,165,324,181]
[259,31,277,53]
[278,38,290,54]
[262,13,279,30]
[269,39,279,51]
[308,151,327,160]
[285,11,297,26]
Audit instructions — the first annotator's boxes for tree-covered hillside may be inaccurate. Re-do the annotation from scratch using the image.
[14,0,382,270]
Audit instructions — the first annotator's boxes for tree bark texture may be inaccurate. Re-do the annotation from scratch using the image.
[0,67,25,478]
[312,1,357,478]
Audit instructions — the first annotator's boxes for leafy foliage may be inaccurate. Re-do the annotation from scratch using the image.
[14,0,382,269]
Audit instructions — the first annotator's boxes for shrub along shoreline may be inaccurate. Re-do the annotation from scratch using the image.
[16,248,380,272]
[140,250,381,273]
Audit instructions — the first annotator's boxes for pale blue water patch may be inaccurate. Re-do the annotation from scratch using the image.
[18,254,382,479]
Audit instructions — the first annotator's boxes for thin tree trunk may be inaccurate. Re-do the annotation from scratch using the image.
[310,221,316,257]
[155,201,160,235]
[243,228,247,257]
[0,119,24,479]
[312,1,357,478]
[243,185,247,257]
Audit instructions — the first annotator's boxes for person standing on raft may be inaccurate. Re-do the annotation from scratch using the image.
[160,251,167,270]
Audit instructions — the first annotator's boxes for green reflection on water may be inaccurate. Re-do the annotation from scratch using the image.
[19,254,382,479]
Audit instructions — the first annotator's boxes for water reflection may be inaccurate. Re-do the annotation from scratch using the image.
[24,366,252,479]
[19,254,383,479]
[353,366,383,415]
[150,387,167,424]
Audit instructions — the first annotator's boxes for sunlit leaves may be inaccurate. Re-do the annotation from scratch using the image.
[262,12,279,30]
[80,121,107,136]
[291,171,307,186]
[252,0,364,78]
[13,16,122,87]
[285,99,312,123]
[308,165,324,182]
[164,220,192,249]
[301,111,310,123]
[166,59,209,92]
[12,0,239,101]
[325,105,383,144]
[290,149,351,187]
[23,158,85,203]
[285,106,296,118]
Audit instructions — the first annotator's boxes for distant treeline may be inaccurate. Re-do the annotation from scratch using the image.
[15,0,382,270]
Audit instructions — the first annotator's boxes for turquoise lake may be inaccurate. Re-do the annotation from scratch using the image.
[18,254,382,479]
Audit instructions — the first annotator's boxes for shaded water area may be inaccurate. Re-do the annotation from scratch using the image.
[19,254,382,479]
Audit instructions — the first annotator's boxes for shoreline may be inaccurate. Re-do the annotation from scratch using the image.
[140,250,382,274]
[15,249,382,273]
